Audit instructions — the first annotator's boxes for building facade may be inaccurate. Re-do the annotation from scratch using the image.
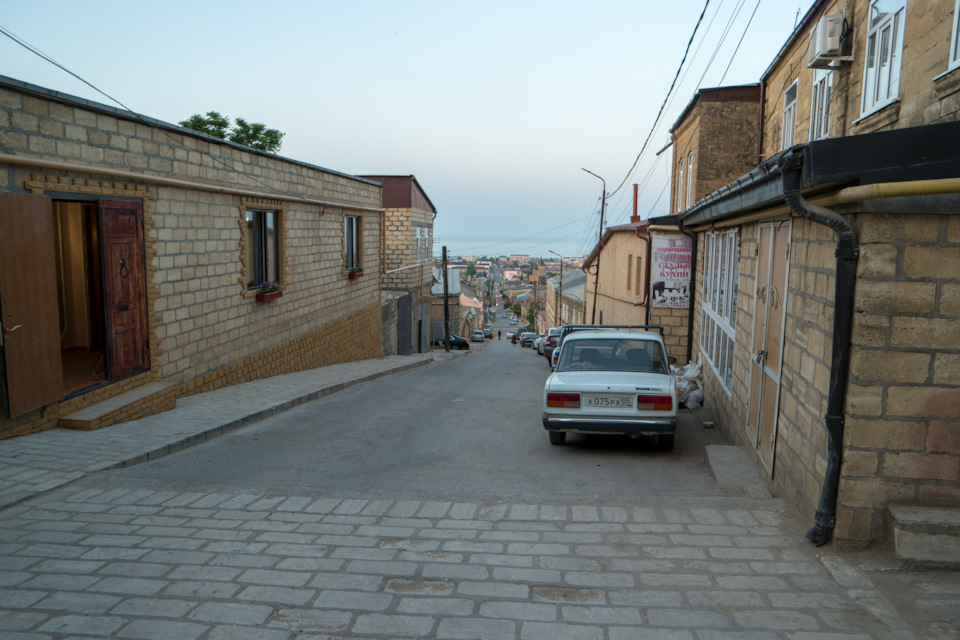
[676,0,960,545]
[0,76,383,439]
[362,175,435,356]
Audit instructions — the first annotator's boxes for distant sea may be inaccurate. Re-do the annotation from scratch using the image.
[435,234,589,261]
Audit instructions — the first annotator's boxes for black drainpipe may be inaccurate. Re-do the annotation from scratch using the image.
[677,217,698,366]
[780,151,859,546]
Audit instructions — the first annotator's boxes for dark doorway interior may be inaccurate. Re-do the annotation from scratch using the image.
[54,201,106,395]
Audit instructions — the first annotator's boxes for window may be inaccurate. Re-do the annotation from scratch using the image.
[415,228,422,262]
[635,255,643,296]
[686,153,694,208]
[951,0,960,70]
[676,161,684,213]
[810,69,833,140]
[862,0,906,116]
[781,80,798,149]
[626,253,633,292]
[700,230,739,394]
[344,214,362,270]
[245,209,279,288]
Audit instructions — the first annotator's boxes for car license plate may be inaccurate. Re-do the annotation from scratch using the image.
[583,394,633,408]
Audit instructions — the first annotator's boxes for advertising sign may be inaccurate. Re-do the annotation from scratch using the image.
[651,234,693,309]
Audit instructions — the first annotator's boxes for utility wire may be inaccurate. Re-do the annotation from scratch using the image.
[607,0,711,200]
[0,23,307,204]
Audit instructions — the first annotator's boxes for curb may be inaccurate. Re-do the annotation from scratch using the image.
[0,357,435,511]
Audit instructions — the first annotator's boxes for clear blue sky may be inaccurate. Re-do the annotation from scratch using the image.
[1,0,812,259]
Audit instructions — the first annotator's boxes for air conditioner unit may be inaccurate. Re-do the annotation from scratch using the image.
[808,15,853,68]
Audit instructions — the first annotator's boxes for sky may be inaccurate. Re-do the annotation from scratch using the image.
[1,0,814,259]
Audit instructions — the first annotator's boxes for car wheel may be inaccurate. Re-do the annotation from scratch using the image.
[657,434,675,452]
[548,431,566,446]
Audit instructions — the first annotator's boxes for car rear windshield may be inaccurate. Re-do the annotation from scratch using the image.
[555,338,668,373]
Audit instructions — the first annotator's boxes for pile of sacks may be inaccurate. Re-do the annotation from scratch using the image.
[672,359,704,409]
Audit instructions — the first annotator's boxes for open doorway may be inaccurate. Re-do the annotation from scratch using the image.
[54,201,106,394]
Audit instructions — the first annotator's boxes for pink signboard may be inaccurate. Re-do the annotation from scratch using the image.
[651,234,693,309]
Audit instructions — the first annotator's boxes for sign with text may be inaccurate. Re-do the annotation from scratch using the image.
[651,234,693,309]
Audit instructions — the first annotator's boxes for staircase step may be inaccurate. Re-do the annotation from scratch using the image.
[59,383,176,430]
[889,506,960,569]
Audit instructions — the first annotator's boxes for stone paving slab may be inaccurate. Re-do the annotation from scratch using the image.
[0,486,947,639]
[0,355,434,511]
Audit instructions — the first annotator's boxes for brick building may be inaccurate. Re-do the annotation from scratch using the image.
[675,0,960,545]
[0,76,383,439]
[361,175,435,356]
[582,215,692,364]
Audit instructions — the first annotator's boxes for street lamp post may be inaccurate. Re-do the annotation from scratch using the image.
[548,249,563,326]
[582,168,606,324]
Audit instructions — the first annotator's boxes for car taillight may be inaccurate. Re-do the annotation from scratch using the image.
[547,393,580,408]
[636,395,672,411]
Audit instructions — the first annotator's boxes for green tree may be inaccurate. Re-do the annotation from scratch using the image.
[179,111,285,153]
[466,265,477,277]
[511,303,522,317]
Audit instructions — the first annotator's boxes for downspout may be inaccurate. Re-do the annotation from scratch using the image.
[780,151,859,547]
[677,218,697,366]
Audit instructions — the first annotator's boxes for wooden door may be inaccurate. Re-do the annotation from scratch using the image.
[746,222,791,471]
[0,194,63,418]
[99,200,149,379]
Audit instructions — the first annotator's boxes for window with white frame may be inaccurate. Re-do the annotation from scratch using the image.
[810,69,833,140]
[415,228,422,262]
[950,0,960,70]
[781,80,798,149]
[700,230,739,394]
[862,0,906,116]
[344,214,362,270]
[676,161,684,212]
[686,153,694,208]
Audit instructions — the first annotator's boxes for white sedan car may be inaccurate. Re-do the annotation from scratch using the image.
[542,328,677,450]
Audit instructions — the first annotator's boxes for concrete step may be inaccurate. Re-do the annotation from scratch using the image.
[705,444,772,499]
[889,505,960,569]
[59,382,176,430]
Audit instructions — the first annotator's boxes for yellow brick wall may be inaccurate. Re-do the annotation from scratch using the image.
[762,0,960,157]
[0,86,383,439]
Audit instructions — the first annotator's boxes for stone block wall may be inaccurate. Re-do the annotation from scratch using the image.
[649,306,690,365]
[382,207,433,291]
[838,212,960,542]
[0,81,383,439]
[762,0,960,155]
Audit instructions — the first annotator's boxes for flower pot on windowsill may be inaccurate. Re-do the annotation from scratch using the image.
[348,271,364,280]
[256,290,283,301]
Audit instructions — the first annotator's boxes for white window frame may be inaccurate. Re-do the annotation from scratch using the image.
[415,228,422,262]
[700,230,739,395]
[781,80,799,150]
[810,69,833,141]
[861,0,906,117]
[676,161,684,213]
[686,152,694,208]
[950,0,960,71]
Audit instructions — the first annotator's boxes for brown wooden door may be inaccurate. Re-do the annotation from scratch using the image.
[99,199,149,379]
[0,194,63,418]
[746,222,791,471]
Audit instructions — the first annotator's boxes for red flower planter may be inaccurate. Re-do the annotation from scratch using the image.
[348,272,364,280]
[256,290,283,301]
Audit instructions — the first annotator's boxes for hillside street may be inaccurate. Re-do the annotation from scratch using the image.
[1,329,958,639]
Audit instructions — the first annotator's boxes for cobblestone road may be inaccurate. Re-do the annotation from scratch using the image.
[1,484,946,640]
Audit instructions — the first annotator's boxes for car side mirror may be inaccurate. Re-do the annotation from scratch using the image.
[669,356,678,365]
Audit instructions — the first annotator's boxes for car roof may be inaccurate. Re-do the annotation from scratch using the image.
[562,329,663,343]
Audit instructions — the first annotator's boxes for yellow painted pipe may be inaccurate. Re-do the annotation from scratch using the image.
[837,177,960,202]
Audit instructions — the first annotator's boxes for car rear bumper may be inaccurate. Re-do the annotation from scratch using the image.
[542,414,676,435]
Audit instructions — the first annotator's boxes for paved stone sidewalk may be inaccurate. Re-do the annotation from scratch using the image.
[0,355,434,511]
[0,485,940,640]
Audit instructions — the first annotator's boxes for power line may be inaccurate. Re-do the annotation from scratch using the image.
[607,0,712,200]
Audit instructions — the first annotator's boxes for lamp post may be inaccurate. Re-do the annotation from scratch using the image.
[548,249,563,326]
[582,168,606,324]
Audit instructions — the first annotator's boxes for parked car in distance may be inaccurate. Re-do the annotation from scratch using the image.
[471,330,485,342]
[542,327,562,364]
[542,327,677,450]
[483,327,492,338]
[506,330,516,340]
[430,334,469,350]
[520,332,536,347]
[534,333,546,354]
